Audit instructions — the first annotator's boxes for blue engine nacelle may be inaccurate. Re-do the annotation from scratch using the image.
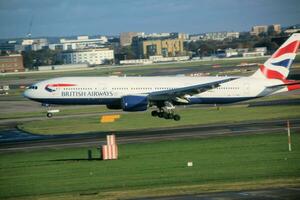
[121,95,148,111]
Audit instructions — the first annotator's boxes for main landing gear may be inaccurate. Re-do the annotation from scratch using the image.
[151,101,181,121]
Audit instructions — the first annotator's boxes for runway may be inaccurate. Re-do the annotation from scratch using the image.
[1,118,299,152]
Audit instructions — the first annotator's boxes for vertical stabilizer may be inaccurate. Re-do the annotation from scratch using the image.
[251,33,300,80]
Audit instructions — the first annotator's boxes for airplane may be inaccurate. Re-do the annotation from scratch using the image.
[24,33,300,121]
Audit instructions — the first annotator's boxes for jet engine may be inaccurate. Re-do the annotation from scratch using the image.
[121,95,148,111]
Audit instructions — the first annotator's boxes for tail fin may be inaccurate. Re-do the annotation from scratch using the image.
[251,33,300,80]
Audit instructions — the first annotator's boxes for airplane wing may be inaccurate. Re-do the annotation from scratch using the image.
[148,77,237,102]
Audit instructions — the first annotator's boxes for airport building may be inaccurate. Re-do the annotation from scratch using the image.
[270,24,281,33]
[250,25,269,36]
[0,39,48,52]
[120,32,145,46]
[132,37,184,58]
[202,32,240,41]
[21,39,49,51]
[60,48,114,65]
[216,47,267,58]
[250,24,281,36]
[50,36,108,51]
[0,54,24,72]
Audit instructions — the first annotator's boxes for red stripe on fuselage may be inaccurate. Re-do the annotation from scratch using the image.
[272,41,299,58]
[46,83,76,87]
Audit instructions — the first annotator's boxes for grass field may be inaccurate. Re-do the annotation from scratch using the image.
[0,133,299,200]
[18,104,300,135]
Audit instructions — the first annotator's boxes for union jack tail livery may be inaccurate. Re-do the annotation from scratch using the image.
[252,33,300,80]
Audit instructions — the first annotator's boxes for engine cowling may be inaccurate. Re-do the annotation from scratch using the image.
[121,95,148,111]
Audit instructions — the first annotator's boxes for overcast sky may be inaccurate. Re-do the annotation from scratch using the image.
[0,0,299,39]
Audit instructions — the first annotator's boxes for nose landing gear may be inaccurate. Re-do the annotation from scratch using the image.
[42,104,60,118]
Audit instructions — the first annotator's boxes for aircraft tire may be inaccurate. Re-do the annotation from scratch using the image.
[158,112,164,118]
[173,114,180,121]
[46,113,53,118]
[151,110,158,117]
[163,112,170,119]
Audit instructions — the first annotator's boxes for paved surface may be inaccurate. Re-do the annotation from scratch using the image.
[1,118,299,152]
[133,187,300,200]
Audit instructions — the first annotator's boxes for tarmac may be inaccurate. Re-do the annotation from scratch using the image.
[1,118,299,152]
[133,187,300,200]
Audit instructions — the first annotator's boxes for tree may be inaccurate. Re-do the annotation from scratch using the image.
[120,46,136,59]
[254,39,279,53]
[22,49,62,69]
[1,51,8,56]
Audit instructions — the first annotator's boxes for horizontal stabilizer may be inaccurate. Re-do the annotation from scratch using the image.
[266,81,300,89]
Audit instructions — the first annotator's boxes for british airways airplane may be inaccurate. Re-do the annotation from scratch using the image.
[24,34,300,121]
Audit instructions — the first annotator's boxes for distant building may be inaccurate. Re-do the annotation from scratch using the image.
[243,47,266,57]
[38,64,88,71]
[192,32,239,41]
[21,38,48,51]
[120,32,144,46]
[170,32,189,40]
[250,25,268,36]
[52,36,108,51]
[0,39,48,53]
[0,41,16,52]
[60,48,114,65]
[132,37,184,58]
[189,35,202,42]
[216,48,238,58]
[145,32,170,38]
[217,47,267,58]
[271,24,281,33]
[0,54,24,73]
[119,56,189,65]
[284,26,300,34]
[250,24,281,35]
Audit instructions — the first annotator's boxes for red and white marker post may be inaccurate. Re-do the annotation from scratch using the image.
[287,120,292,152]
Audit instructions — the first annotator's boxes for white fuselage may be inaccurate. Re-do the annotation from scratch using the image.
[24,76,287,105]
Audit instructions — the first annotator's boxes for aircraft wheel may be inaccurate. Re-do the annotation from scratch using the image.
[163,112,170,119]
[46,112,53,118]
[167,113,174,119]
[158,112,164,118]
[151,110,158,117]
[173,114,180,121]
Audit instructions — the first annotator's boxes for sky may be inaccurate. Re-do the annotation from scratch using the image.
[0,0,299,39]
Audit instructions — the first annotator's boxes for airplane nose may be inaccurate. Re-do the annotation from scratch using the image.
[23,89,32,99]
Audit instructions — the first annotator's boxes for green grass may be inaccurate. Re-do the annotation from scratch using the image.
[18,104,300,135]
[0,133,299,199]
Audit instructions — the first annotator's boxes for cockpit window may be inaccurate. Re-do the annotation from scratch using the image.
[29,85,38,90]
